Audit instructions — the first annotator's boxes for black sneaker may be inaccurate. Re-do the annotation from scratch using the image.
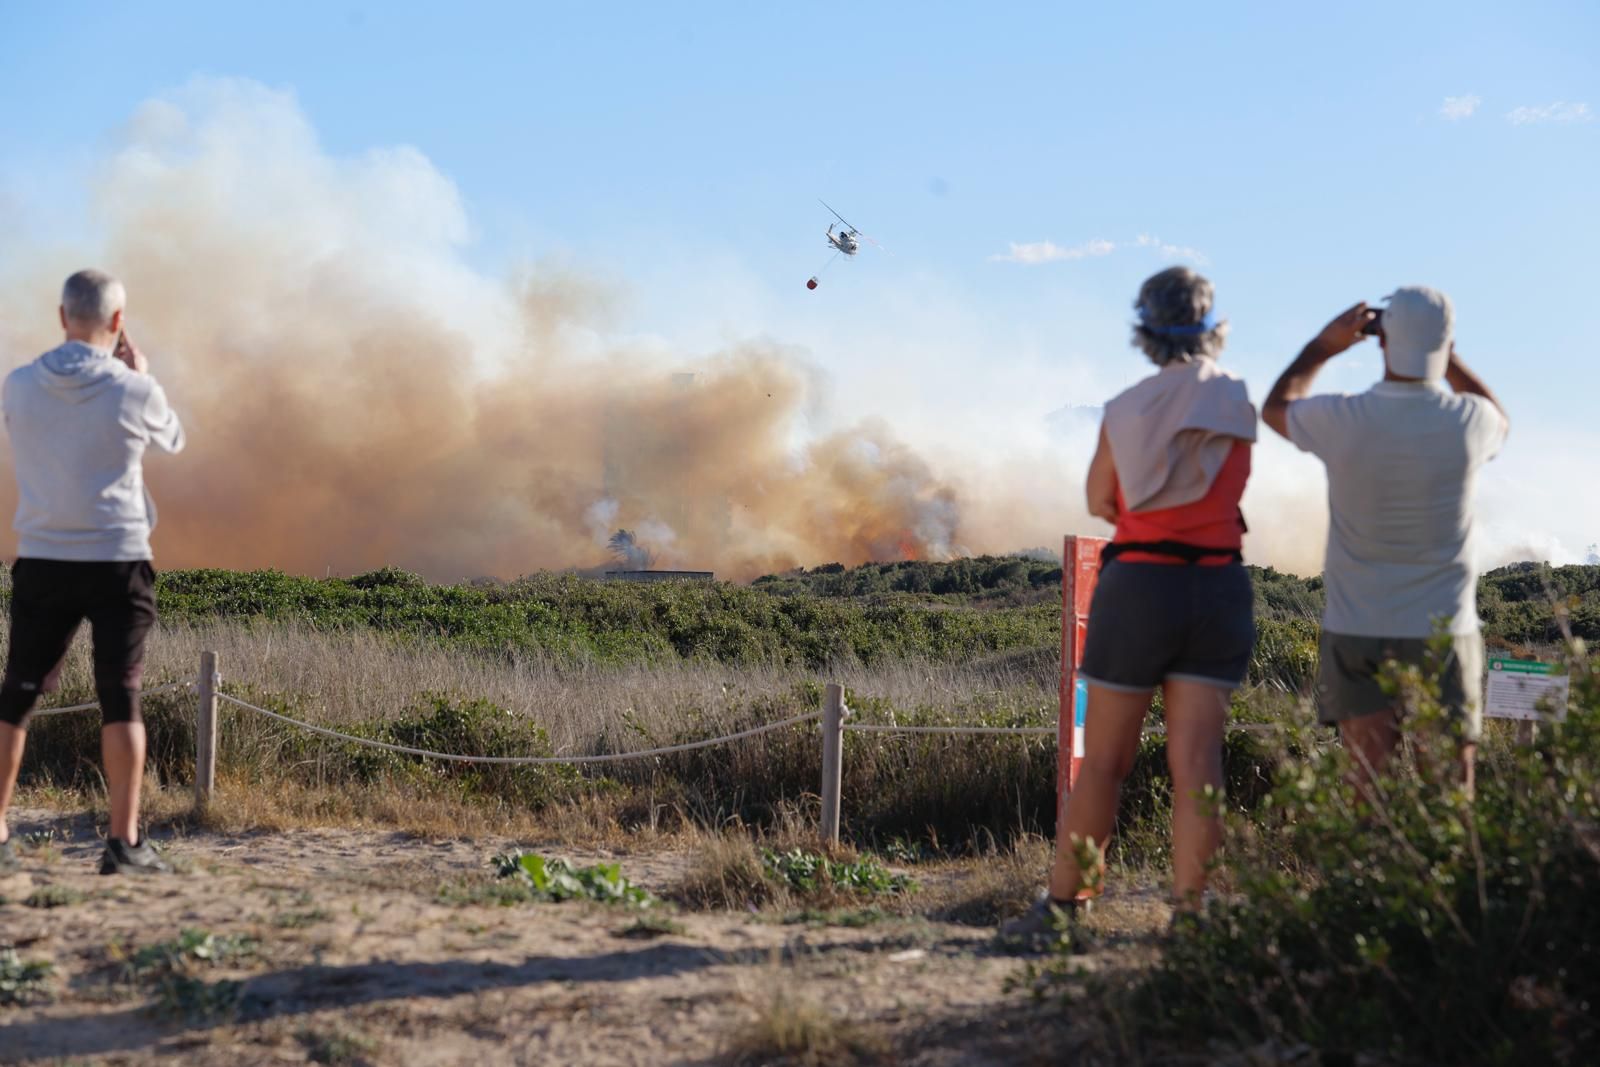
[1167,897,1214,938]
[996,894,1088,954]
[100,837,172,875]
[0,837,18,873]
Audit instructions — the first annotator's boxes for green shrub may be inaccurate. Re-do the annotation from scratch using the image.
[1105,730,1280,868]
[349,694,584,808]
[0,949,53,1006]
[23,885,84,909]
[18,686,197,790]
[1061,648,1600,1065]
[760,848,915,896]
[123,928,256,979]
[491,852,657,908]
[116,928,256,1021]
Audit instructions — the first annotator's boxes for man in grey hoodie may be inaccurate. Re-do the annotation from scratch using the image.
[0,270,185,875]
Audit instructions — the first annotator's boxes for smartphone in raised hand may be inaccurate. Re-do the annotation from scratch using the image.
[1359,308,1384,337]
[113,330,147,373]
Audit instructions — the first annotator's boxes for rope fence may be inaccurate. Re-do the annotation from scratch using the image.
[29,680,194,719]
[217,693,822,766]
[32,653,1289,839]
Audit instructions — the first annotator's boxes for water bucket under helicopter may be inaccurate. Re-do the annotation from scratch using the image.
[806,277,818,290]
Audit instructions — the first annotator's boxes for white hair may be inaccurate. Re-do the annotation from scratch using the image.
[61,269,126,327]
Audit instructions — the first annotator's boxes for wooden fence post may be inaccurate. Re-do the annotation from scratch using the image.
[195,651,218,809]
[820,683,845,846]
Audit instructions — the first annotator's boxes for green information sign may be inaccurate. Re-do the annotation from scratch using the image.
[1484,657,1570,721]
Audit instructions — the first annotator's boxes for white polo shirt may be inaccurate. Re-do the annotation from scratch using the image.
[1287,381,1507,638]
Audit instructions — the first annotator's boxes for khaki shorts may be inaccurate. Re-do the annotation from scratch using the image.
[1315,631,1484,743]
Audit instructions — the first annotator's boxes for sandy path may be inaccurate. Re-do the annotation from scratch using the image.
[0,809,1117,1066]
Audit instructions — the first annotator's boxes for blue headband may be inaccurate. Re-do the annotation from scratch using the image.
[1139,309,1219,336]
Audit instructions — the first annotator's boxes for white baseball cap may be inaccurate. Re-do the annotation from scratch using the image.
[1382,285,1454,380]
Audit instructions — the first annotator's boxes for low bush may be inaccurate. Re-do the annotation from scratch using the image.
[491,852,657,908]
[23,885,84,909]
[114,927,257,1021]
[122,928,254,976]
[343,695,584,808]
[0,949,53,1007]
[760,848,914,897]
[1049,646,1600,1065]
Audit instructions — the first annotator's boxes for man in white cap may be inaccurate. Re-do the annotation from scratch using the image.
[1262,288,1508,794]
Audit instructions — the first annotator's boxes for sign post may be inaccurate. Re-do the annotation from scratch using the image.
[1059,535,1107,800]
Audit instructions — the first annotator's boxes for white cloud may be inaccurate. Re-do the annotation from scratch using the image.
[990,234,1209,266]
[1506,101,1593,125]
[1135,233,1209,265]
[989,238,1116,265]
[1440,94,1482,120]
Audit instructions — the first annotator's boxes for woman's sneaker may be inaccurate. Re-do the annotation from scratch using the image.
[100,837,172,875]
[996,894,1087,953]
[0,837,18,873]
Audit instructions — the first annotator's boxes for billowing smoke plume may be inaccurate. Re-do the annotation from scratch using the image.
[1,80,1579,582]
[0,81,967,581]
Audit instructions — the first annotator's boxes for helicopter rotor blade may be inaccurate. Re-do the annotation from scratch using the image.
[818,199,860,233]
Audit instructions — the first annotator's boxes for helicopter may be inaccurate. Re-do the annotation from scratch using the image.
[807,201,881,290]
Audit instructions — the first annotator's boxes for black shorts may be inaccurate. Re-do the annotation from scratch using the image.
[0,559,158,727]
[1079,560,1255,692]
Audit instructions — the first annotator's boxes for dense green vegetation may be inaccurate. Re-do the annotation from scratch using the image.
[751,555,1065,601]
[760,556,1600,643]
[6,556,1588,674]
[142,566,1057,668]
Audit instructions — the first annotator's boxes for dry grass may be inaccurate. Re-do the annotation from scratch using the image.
[675,829,788,911]
[15,619,1054,754]
[11,617,1069,850]
[917,835,1053,925]
[16,774,680,848]
[671,822,1062,927]
[671,806,874,912]
[723,971,889,1066]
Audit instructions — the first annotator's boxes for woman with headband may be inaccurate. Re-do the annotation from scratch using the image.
[1005,267,1258,945]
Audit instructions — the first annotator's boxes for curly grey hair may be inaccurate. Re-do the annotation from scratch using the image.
[1130,266,1228,366]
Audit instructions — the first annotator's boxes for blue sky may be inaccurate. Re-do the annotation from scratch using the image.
[2,1,1597,566]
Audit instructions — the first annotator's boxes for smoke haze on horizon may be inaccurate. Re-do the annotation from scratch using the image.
[0,80,1003,582]
[0,80,1582,583]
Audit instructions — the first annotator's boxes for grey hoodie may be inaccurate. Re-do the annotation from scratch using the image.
[2,341,185,561]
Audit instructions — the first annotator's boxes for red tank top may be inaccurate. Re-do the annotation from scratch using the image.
[1112,440,1251,565]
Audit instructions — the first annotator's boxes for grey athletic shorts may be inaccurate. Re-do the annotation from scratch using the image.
[1315,631,1484,742]
[1079,561,1255,692]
